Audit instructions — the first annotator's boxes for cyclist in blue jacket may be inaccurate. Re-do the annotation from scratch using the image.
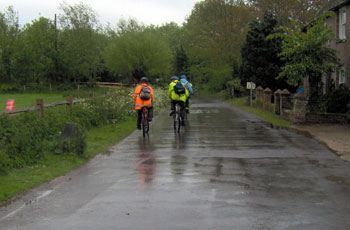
[179,75,193,113]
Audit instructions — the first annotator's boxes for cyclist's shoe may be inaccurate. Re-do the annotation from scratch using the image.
[181,121,186,126]
[186,108,189,114]
[169,111,174,116]
[137,125,141,130]
[148,117,152,122]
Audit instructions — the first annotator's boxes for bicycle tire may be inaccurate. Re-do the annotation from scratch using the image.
[174,103,181,133]
[141,108,149,137]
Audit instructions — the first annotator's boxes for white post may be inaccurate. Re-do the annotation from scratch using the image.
[250,88,252,106]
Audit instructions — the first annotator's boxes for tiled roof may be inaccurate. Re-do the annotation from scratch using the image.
[317,0,350,16]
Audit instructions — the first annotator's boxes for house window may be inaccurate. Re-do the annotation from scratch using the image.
[339,70,346,84]
[339,7,346,39]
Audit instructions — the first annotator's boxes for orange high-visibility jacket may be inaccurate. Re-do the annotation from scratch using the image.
[133,83,154,110]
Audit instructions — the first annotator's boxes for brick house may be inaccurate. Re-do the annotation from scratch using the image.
[319,0,350,89]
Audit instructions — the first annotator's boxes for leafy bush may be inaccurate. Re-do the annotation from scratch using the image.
[55,132,86,156]
[0,87,168,172]
[226,78,246,98]
[326,85,350,113]
[189,64,232,91]
[0,83,21,92]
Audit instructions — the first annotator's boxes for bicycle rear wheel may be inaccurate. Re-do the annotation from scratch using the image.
[142,109,149,137]
[174,103,181,133]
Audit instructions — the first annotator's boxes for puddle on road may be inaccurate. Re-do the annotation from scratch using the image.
[326,175,350,186]
[209,178,250,188]
[308,159,329,169]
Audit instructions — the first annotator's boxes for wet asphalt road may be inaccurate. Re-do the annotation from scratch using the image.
[0,96,350,230]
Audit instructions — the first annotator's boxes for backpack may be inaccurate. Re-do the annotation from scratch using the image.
[174,81,186,95]
[139,85,151,100]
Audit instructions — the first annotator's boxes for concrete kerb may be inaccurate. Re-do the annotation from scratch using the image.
[289,125,350,162]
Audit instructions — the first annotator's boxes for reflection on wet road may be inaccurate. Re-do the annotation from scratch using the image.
[1,96,350,230]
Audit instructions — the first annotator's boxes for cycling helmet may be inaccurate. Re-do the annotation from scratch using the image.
[180,75,187,80]
[140,77,148,83]
[171,76,179,81]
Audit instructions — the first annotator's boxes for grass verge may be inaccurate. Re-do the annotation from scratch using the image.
[0,93,65,110]
[0,118,136,205]
[0,88,109,110]
[227,97,292,128]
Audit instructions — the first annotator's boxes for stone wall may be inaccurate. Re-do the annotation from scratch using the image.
[248,86,350,124]
[305,113,350,124]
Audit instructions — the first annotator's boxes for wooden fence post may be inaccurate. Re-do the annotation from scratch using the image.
[36,99,44,118]
[66,96,73,111]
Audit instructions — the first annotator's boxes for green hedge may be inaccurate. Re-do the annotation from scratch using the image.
[0,87,168,174]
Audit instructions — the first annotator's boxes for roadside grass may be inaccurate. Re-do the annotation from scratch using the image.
[0,87,110,110]
[227,97,292,128]
[0,118,136,204]
[0,93,64,110]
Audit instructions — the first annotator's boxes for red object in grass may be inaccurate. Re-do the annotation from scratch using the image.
[6,99,15,111]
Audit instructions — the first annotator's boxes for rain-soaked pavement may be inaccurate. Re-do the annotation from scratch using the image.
[0,96,350,230]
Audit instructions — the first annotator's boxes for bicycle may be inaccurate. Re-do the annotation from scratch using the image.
[140,106,149,137]
[173,102,183,133]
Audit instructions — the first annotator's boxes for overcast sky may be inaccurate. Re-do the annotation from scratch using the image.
[0,0,201,27]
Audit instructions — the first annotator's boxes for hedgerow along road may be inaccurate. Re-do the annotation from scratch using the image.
[0,96,349,230]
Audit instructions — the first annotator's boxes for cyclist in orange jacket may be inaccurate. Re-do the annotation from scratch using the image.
[133,77,154,130]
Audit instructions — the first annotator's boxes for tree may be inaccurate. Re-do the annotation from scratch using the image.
[270,12,341,111]
[0,6,20,84]
[240,12,291,91]
[155,22,184,74]
[247,0,328,28]
[58,2,104,84]
[103,19,172,83]
[20,17,57,84]
[182,0,253,65]
[174,45,189,77]
[180,0,253,90]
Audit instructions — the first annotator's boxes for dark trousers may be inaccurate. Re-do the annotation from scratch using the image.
[137,106,153,127]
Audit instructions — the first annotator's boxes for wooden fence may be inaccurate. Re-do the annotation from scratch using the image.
[2,96,85,117]
[80,82,128,88]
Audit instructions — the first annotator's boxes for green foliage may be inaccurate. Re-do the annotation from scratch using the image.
[182,0,253,65]
[0,112,54,168]
[326,85,350,113]
[269,11,341,112]
[0,6,21,84]
[103,20,172,83]
[247,0,328,28]
[240,12,291,91]
[226,78,246,97]
[269,11,340,87]
[0,93,65,110]
[58,2,105,83]
[56,136,86,156]
[0,87,168,174]
[20,17,57,84]
[174,45,189,76]
[190,63,232,91]
[0,83,21,92]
